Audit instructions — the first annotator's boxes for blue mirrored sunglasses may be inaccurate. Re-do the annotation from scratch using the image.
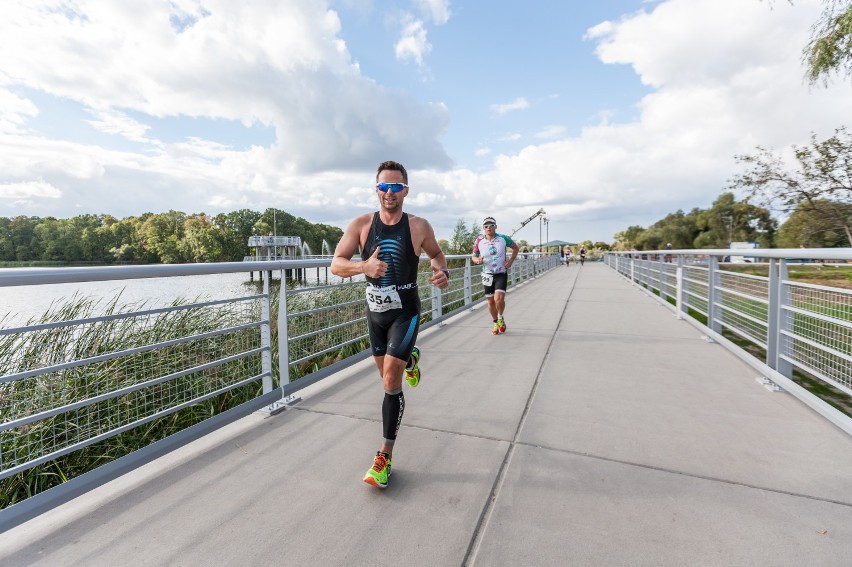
[376,182,408,193]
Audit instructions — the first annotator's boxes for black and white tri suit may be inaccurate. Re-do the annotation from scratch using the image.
[362,212,421,362]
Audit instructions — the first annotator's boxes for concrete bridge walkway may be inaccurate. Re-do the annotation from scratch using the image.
[2,262,852,566]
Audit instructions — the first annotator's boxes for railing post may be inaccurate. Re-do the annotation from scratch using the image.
[774,260,793,378]
[464,257,472,307]
[278,274,300,404]
[677,255,687,319]
[707,255,721,334]
[766,258,780,369]
[432,280,443,325]
[260,275,273,393]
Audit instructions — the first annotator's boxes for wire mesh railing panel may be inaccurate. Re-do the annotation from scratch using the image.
[718,301,768,347]
[719,271,769,302]
[782,282,852,393]
[0,298,264,478]
[715,269,770,344]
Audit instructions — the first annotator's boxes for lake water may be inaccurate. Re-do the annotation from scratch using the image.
[0,268,342,328]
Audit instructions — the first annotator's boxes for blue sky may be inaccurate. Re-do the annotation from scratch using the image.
[1,0,850,245]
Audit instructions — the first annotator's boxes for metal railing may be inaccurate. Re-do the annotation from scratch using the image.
[605,248,852,436]
[0,253,560,499]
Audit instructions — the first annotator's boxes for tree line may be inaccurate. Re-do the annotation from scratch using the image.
[615,127,852,250]
[0,209,343,265]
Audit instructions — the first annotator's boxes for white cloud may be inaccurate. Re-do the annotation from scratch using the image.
[0,89,39,134]
[535,125,565,139]
[0,0,452,184]
[415,0,451,25]
[85,109,153,144]
[0,0,849,247]
[394,17,432,66]
[490,97,529,115]
[497,133,521,142]
[438,0,851,244]
[0,179,61,201]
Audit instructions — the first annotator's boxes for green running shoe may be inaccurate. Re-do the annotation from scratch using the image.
[497,317,506,334]
[363,451,392,488]
[405,346,420,387]
[491,322,500,335]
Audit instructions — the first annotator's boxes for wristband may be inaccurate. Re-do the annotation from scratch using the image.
[441,268,450,279]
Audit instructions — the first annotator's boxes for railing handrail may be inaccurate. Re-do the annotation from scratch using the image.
[0,253,550,288]
[607,247,852,261]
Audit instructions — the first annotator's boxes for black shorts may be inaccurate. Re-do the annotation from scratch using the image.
[483,272,508,297]
[366,299,421,361]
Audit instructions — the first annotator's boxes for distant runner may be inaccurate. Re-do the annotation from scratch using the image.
[472,216,519,335]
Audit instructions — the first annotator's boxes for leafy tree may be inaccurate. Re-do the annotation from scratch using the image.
[7,216,39,261]
[181,214,222,262]
[730,127,852,246]
[694,193,777,249]
[0,217,14,260]
[613,225,647,250]
[447,218,479,255]
[140,211,186,264]
[803,0,852,85]
[777,199,852,246]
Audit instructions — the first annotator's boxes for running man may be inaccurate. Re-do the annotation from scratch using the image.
[331,160,449,489]
[579,245,587,266]
[564,245,572,267]
[472,217,519,335]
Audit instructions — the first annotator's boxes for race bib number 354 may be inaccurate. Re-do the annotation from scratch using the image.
[366,285,403,312]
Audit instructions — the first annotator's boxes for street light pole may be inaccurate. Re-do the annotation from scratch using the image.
[539,216,542,252]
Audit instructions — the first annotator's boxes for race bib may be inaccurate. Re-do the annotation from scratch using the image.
[481,273,494,286]
[366,285,403,312]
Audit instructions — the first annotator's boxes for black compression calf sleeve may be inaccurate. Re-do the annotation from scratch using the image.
[382,388,405,443]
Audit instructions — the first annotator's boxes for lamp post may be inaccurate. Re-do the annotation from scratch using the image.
[723,215,733,248]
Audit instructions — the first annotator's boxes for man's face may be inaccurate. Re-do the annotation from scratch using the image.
[376,169,408,212]
[483,223,496,237]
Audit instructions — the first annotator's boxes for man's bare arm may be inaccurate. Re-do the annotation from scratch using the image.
[330,215,387,279]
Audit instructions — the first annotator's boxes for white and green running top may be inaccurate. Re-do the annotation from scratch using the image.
[472,233,515,274]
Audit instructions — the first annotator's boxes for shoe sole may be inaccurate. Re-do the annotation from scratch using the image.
[363,476,387,489]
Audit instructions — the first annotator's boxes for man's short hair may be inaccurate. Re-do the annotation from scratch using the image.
[376,160,408,184]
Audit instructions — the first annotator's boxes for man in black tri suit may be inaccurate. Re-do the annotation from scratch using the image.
[331,160,449,489]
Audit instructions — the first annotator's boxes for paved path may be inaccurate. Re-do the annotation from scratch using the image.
[2,263,852,566]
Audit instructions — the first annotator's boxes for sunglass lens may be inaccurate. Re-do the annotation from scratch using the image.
[377,183,406,193]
